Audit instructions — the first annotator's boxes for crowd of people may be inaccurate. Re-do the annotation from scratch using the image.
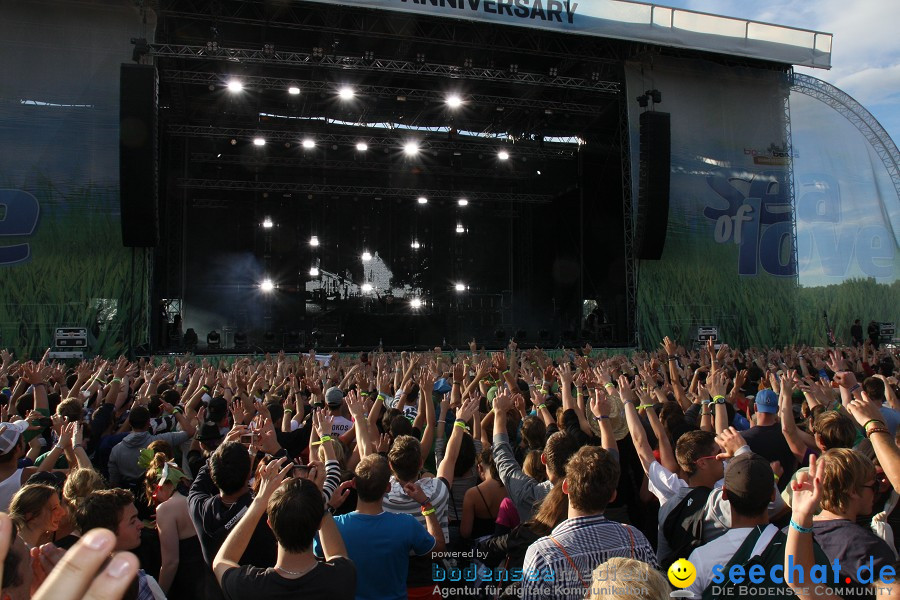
[0,337,898,600]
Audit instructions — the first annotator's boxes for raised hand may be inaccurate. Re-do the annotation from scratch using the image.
[715,427,748,460]
[590,390,611,418]
[617,374,637,405]
[456,396,480,424]
[314,409,334,440]
[255,457,293,503]
[791,454,825,522]
[493,389,513,414]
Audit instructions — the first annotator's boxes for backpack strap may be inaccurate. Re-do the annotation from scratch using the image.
[549,535,589,589]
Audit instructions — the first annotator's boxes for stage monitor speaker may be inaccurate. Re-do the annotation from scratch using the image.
[119,63,159,247]
[635,111,670,260]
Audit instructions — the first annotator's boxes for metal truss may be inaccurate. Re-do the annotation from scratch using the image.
[177,178,553,204]
[167,124,578,159]
[782,74,799,286]
[189,153,524,180]
[149,44,620,94]
[618,94,638,347]
[162,69,605,115]
[791,73,900,230]
[155,0,625,66]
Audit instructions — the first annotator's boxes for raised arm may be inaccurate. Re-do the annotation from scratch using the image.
[618,376,656,474]
[436,396,478,488]
[213,458,292,584]
[779,371,817,461]
[345,391,371,459]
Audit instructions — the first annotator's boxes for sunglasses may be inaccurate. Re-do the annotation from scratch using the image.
[695,455,724,464]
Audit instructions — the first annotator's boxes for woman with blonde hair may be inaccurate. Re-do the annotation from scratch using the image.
[54,467,107,549]
[589,557,670,600]
[8,483,66,549]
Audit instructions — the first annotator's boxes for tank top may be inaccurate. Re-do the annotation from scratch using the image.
[0,468,24,512]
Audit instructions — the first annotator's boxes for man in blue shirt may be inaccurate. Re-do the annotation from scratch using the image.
[316,454,442,600]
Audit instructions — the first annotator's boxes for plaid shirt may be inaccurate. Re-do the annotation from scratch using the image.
[521,515,658,600]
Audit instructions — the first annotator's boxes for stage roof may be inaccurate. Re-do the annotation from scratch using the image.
[300,0,832,69]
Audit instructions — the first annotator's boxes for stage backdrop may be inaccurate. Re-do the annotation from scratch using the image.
[626,55,899,348]
[0,0,151,358]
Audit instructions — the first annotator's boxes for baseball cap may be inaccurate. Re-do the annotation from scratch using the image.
[195,421,224,442]
[754,389,779,414]
[433,379,452,395]
[325,387,344,407]
[207,396,228,422]
[724,452,775,510]
[0,420,31,454]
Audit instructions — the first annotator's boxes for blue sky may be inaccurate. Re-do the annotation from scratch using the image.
[659,0,900,145]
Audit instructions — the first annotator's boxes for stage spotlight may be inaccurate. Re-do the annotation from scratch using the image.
[446,94,463,108]
[455,223,465,234]
[262,217,273,229]
[260,279,275,292]
[404,142,420,156]
[455,283,466,292]
[226,80,243,93]
[207,330,221,349]
[309,235,320,247]
[356,142,368,151]
[309,266,320,277]
[410,240,421,250]
[253,137,266,146]
[417,196,428,205]
[229,139,237,146]
[361,251,372,262]
[458,198,468,207]
[338,86,355,100]
[498,150,510,161]
[288,86,300,95]
[410,298,423,309]
[361,283,373,293]
[302,138,315,149]
[233,331,247,349]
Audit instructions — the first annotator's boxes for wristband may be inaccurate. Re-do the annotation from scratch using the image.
[712,395,726,404]
[849,384,861,394]
[376,394,386,402]
[539,388,547,394]
[111,378,122,384]
[595,415,609,420]
[284,409,294,415]
[604,383,615,389]
[701,399,711,405]
[789,519,813,534]
[863,419,886,431]
[454,420,469,431]
[311,435,333,446]
[867,427,890,439]
[700,410,713,416]
[360,391,370,397]
[453,381,462,385]
[201,385,210,392]
[172,405,183,414]
[537,403,547,410]
[637,404,654,410]
[94,379,106,386]
[503,370,510,375]
[773,474,780,482]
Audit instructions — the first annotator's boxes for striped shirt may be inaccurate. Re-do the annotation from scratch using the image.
[382,476,451,542]
[521,515,658,600]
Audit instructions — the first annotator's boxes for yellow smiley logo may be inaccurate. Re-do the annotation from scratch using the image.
[667,558,697,589]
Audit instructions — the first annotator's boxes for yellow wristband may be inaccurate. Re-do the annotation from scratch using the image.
[311,435,333,446]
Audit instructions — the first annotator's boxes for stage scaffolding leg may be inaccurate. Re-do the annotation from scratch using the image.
[619,94,638,347]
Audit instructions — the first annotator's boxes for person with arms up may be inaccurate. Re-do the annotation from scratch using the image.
[213,457,356,600]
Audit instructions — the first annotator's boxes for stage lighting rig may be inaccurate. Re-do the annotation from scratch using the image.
[637,90,663,109]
